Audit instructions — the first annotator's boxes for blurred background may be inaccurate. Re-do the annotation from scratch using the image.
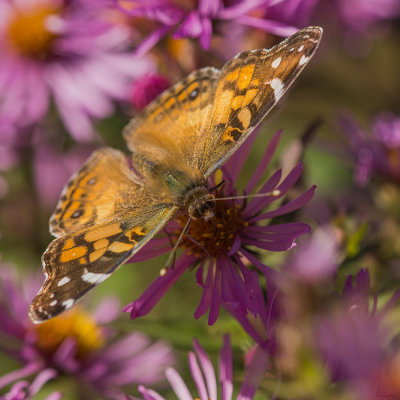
[1,0,400,399]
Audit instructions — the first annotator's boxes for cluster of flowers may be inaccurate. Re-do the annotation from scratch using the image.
[0,0,399,399]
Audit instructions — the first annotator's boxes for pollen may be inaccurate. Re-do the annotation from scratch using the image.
[6,4,60,59]
[177,195,246,258]
[34,307,105,358]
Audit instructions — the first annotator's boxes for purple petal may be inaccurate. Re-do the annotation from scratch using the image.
[245,162,304,216]
[165,368,193,400]
[245,130,282,194]
[173,12,203,39]
[199,17,213,50]
[194,261,214,319]
[239,248,279,283]
[188,351,208,400]
[53,338,79,372]
[193,340,217,400]
[220,258,249,316]
[237,346,269,400]
[224,126,261,184]
[242,169,282,217]
[199,0,223,17]
[29,369,58,396]
[219,335,233,400]
[208,264,222,325]
[235,15,299,37]
[219,0,273,19]
[0,362,42,390]
[92,296,120,324]
[139,385,166,400]
[249,185,316,222]
[124,255,193,318]
[134,25,171,57]
[228,234,242,256]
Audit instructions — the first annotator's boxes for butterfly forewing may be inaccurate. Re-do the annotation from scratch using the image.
[197,26,323,177]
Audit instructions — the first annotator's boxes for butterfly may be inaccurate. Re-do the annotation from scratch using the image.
[29,26,323,323]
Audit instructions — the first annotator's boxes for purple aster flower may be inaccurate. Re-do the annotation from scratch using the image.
[124,130,315,325]
[138,335,269,400]
[33,140,94,209]
[284,225,340,283]
[0,0,153,143]
[115,0,308,55]
[333,0,400,34]
[339,113,400,185]
[0,265,174,399]
[314,269,400,399]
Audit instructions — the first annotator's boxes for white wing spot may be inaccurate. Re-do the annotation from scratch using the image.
[298,45,304,52]
[50,293,55,298]
[289,47,294,52]
[50,300,57,306]
[299,54,310,66]
[82,271,109,284]
[270,78,284,100]
[58,276,71,286]
[271,57,281,68]
[62,299,74,309]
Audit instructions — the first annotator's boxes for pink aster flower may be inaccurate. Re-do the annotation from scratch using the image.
[314,269,400,399]
[115,0,311,55]
[333,0,400,34]
[0,265,174,399]
[339,113,400,185]
[124,130,315,325]
[0,0,153,143]
[32,138,94,209]
[138,335,269,400]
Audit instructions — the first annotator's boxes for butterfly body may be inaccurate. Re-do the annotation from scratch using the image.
[30,26,323,323]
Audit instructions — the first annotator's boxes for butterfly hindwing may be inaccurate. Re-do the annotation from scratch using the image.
[50,147,146,237]
[30,205,177,323]
[123,67,220,179]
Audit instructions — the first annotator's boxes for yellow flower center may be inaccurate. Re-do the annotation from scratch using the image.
[6,4,60,59]
[34,307,105,359]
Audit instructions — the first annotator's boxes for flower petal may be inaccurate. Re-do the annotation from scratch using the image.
[124,255,194,319]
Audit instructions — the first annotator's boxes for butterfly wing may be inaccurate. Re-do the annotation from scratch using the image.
[123,67,220,178]
[196,26,323,177]
[123,27,322,180]
[30,148,177,323]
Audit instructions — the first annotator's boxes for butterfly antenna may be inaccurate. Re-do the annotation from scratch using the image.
[214,189,281,201]
[209,180,225,193]
[160,217,192,276]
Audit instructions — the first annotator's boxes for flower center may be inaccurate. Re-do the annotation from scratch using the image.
[6,4,59,59]
[176,196,247,258]
[34,307,105,358]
